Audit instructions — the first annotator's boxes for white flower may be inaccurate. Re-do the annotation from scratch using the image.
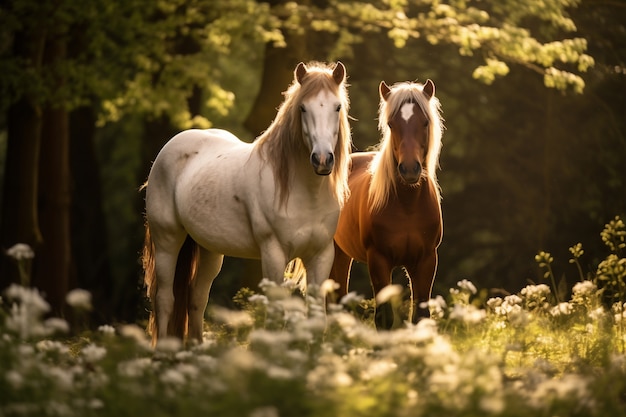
[44,318,70,334]
[155,336,183,353]
[6,243,34,260]
[98,325,116,336]
[82,344,107,363]
[160,368,186,386]
[572,280,597,297]
[551,302,573,316]
[457,279,477,294]
[421,295,447,318]
[118,358,152,378]
[5,284,50,314]
[250,406,279,417]
[66,288,92,311]
[37,340,69,355]
[248,294,269,305]
[211,306,253,328]
[449,304,486,324]
[320,279,340,297]
[376,284,403,304]
[5,370,24,389]
[340,291,364,306]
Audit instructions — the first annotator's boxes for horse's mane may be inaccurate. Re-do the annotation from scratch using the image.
[367,82,444,213]
[255,62,351,207]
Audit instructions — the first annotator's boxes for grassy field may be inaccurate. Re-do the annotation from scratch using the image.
[1,217,625,417]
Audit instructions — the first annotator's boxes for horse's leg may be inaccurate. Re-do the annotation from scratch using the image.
[367,249,396,329]
[405,252,438,323]
[302,243,335,287]
[260,241,289,283]
[153,232,187,339]
[330,242,353,298]
[187,248,224,342]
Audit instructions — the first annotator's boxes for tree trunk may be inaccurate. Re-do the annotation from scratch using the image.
[243,32,308,136]
[0,30,46,289]
[32,36,71,315]
[70,106,114,323]
[34,105,71,315]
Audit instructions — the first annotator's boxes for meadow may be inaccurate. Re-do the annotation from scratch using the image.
[1,217,625,417]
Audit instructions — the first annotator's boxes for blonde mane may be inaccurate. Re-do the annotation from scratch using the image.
[255,62,352,207]
[368,81,444,213]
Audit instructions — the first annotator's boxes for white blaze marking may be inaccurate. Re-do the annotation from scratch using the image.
[400,102,414,122]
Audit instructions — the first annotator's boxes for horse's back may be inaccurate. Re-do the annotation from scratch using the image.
[146,129,262,255]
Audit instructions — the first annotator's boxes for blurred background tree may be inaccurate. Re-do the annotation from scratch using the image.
[0,0,623,323]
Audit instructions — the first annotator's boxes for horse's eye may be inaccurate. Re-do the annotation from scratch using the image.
[335,104,341,112]
[424,119,430,127]
[300,105,306,113]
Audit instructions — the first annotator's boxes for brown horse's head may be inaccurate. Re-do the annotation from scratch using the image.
[380,80,434,185]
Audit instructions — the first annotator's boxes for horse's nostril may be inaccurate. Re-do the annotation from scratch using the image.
[311,153,321,166]
[327,153,334,165]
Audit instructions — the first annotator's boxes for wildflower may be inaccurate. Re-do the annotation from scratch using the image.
[572,280,597,297]
[521,284,552,311]
[44,318,70,335]
[45,366,74,391]
[421,295,447,319]
[36,340,69,355]
[569,242,584,259]
[521,284,551,298]
[340,291,364,306]
[118,358,152,378]
[160,368,186,386]
[248,294,269,305]
[6,243,34,260]
[4,284,50,314]
[82,344,107,363]
[449,304,486,324]
[5,370,24,389]
[601,216,625,253]
[250,406,280,417]
[588,307,605,321]
[211,306,253,328]
[457,279,477,294]
[551,302,573,316]
[4,285,50,339]
[362,358,397,380]
[376,284,403,304]
[66,288,92,311]
[320,279,340,297]
[119,324,150,349]
[155,336,183,353]
[98,324,116,336]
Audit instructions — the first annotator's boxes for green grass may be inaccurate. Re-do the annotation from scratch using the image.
[1,217,625,416]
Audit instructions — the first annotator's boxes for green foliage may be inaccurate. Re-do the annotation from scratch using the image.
[2,219,626,416]
[273,0,593,92]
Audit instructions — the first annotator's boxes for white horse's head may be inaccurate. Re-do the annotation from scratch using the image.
[295,61,346,176]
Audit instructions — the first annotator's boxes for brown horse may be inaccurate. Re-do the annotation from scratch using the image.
[331,80,444,329]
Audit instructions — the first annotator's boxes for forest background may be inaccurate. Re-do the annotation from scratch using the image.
[0,0,624,324]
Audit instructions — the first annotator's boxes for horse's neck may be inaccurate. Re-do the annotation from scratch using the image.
[292,155,333,199]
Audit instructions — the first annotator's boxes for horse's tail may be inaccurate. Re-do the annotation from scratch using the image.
[142,225,158,345]
[285,258,307,293]
[143,225,198,346]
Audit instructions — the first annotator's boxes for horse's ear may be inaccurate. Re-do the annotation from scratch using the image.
[295,62,308,84]
[423,79,435,100]
[379,81,391,101]
[332,61,346,84]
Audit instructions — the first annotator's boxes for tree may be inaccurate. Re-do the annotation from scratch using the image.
[0,0,613,320]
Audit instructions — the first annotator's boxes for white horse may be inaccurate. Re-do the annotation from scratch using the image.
[142,61,352,344]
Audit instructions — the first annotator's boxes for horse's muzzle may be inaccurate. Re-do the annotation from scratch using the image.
[311,151,334,176]
[398,161,422,184]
